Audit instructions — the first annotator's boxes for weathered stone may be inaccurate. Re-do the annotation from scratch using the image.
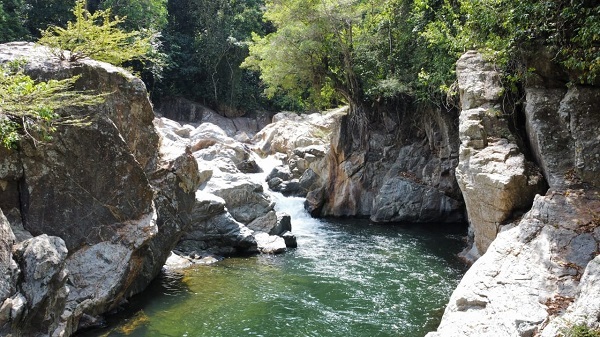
[276,213,292,234]
[456,139,545,253]
[426,190,600,337]
[207,175,274,224]
[455,51,546,255]
[281,231,298,248]
[178,212,257,256]
[246,211,278,234]
[13,235,68,336]
[255,233,287,254]
[0,210,17,306]
[525,86,600,188]
[371,177,463,223]
[456,51,504,110]
[253,109,345,155]
[129,147,201,295]
[541,254,600,336]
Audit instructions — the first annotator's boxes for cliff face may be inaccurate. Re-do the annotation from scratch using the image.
[0,42,200,336]
[427,51,600,336]
[298,104,465,223]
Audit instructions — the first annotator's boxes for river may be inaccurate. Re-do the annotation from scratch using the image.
[78,158,467,337]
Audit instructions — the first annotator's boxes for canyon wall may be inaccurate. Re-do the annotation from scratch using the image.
[427,51,600,336]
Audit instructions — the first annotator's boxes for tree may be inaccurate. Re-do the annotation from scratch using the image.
[22,0,76,38]
[156,0,267,113]
[38,0,154,65]
[0,60,104,148]
[0,0,28,42]
[98,0,168,31]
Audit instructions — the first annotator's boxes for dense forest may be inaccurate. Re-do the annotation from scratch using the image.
[1,0,598,118]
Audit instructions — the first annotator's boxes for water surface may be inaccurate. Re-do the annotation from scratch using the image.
[80,197,466,337]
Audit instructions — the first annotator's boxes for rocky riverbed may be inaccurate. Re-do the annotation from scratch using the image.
[1,41,599,337]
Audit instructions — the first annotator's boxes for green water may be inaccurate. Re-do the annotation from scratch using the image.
[79,206,466,337]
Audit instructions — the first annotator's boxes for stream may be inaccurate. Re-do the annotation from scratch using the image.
[78,157,467,337]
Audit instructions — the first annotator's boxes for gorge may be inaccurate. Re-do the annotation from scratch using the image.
[0,37,599,337]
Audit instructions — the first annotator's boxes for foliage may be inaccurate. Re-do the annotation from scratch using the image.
[38,0,154,65]
[417,0,600,85]
[98,0,168,31]
[22,0,76,39]
[560,323,600,337]
[156,0,268,113]
[0,60,105,148]
[0,0,28,42]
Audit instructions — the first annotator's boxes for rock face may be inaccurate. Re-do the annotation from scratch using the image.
[455,51,546,256]
[254,107,465,223]
[428,190,600,337]
[154,116,296,257]
[155,96,272,140]
[427,51,600,336]
[0,42,199,336]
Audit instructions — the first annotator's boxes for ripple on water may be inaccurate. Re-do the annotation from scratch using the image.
[77,218,466,337]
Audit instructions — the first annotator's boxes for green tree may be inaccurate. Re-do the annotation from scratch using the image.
[38,0,155,65]
[98,0,167,31]
[22,0,76,38]
[156,0,267,113]
[0,0,28,42]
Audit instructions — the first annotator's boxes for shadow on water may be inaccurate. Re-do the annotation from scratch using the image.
[77,218,469,337]
[75,270,192,337]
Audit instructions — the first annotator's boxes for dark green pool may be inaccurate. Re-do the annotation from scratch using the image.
[79,197,466,337]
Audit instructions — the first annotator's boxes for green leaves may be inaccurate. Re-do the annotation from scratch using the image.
[38,0,154,65]
[0,60,105,148]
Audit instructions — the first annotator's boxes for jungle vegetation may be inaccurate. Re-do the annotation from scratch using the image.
[0,0,598,119]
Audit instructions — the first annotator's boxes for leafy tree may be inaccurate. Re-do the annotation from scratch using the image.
[98,0,168,31]
[156,0,267,113]
[0,60,105,148]
[38,0,155,65]
[0,0,28,42]
[22,0,76,38]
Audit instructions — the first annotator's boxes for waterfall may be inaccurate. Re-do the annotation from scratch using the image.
[249,152,319,237]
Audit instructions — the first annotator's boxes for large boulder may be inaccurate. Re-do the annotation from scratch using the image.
[426,189,600,337]
[455,51,546,256]
[0,42,192,336]
[525,86,600,188]
[253,109,344,155]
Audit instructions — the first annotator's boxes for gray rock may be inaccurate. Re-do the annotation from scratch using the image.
[456,51,504,110]
[281,231,298,248]
[13,235,68,335]
[255,233,287,254]
[426,190,600,337]
[525,86,600,188]
[0,210,18,307]
[207,175,274,224]
[246,211,278,234]
[371,177,463,223]
[178,212,257,256]
[455,51,546,255]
